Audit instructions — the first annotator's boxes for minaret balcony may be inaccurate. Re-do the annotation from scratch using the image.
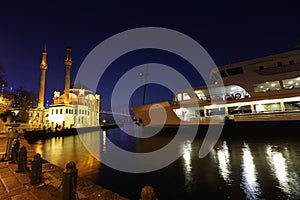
[64,61,72,66]
[40,64,48,70]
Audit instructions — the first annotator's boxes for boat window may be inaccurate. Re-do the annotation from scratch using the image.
[284,101,300,111]
[206,108,225,116]
[253,81,281,92]
[282,77,300,89]
[220,70,228,77]
[226,67,243,76]
[194,90,206,100]
[228,105,252,114]
[255,103,281,113]
[195,110,205,117]
[289,60,295,65]
[177,93,182,101]
[277,61,283,66]
[182,93,191,100]
[259,65,264,70]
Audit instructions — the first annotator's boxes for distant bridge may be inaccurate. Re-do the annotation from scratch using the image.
[100,110,134,117]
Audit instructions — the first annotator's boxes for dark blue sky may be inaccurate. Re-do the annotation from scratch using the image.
[1,1,300,110]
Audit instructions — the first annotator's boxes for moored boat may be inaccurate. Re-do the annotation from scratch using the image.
[132,46,300,127]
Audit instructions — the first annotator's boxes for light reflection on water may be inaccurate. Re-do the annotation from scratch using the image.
[79,130,101,161]
[266,145,300,198]
[31,134,101,177]
[214,141,232,184]
[30,130,300,200]
[241,143,261,200]
[182,141,193,190]
[102,131,107,152]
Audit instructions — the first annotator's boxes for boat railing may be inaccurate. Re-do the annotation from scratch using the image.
[234,110,300,121]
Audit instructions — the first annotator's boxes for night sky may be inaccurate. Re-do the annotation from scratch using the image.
[1,1,300,111]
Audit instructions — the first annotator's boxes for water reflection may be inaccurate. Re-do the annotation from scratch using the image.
[102,131,107,152]
[266,145,300,198]
[34,140,44,157]
[214,141,232,183]
[182,141,192,189]
[241,143,261,200]
[79,131,101,160]
[30,129,300,200]
[31,133,101,176]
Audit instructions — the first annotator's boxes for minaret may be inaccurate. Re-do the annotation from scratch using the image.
[38,44,48,109]
[64,44,72,104]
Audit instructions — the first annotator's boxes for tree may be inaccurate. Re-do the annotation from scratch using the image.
[0,64,11,122]
[11,86,37,122]
[0,97,11,122]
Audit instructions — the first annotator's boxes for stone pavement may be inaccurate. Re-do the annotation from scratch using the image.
[0,132,128,200]
[0,132,62,200]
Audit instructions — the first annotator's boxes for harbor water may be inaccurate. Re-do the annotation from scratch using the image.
[30,125,300,200]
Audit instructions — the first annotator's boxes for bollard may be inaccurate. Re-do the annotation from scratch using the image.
[140,185,156,200]
[30,153,43,185]
[10,139,20,163]
[5,131,15,160]
[16,146,27,173]
[62,161,78,200]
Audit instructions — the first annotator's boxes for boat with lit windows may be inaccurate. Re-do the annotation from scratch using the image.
[132,47,300,127]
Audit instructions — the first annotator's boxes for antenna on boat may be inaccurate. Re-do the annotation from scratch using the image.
[141,64,149,105]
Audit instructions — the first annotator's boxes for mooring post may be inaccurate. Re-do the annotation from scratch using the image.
[16,146,27,173]
[140,185,156,200]
[10,139,20,163]
[30,153,43,185]
[62,161,78,200]
[5,131,15,160]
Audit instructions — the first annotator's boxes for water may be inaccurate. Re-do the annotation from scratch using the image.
[30,126,300,200]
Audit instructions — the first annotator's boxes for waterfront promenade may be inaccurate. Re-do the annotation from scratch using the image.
[0,132,128,200]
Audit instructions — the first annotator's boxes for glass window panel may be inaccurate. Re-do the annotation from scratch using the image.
[284,101,300,111]
[177,93,182,101]
[253,81,281,92]
[182,93,191,100]
[282,77,300,89]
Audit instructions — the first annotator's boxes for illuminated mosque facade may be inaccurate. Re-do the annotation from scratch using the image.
[28,45,100,130]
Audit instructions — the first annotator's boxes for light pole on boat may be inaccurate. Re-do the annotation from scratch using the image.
[140,65,149,105]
